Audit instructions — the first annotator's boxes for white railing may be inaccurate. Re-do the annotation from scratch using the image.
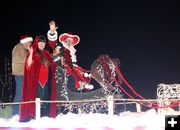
[0,96,180,119]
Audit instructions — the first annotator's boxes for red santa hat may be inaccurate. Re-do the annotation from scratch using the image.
[59,33,80,46]
[20,35,33,44]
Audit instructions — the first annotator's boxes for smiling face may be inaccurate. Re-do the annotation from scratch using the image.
[63,37,74,49]
[36,35,47,51]
[38,41,46,50]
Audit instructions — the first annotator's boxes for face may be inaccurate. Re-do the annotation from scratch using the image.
[55,46,61,54]
[22,42,32,49]
[63,37,74,48]
[38,41,46,50]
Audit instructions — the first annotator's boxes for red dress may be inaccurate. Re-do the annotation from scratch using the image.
[19,37,57,122]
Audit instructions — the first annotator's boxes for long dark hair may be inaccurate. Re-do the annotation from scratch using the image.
[36,35,49,67]
[38,35,46,43]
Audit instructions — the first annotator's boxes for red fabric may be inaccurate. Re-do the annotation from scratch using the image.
[65,65,90,89]
[19,37,57,122]
[48,39,72,64]
[38,63,48,87]
[48,39,91,90]
[73,65,91,73]
[64,48,72,65]
[48,40,56,49]
[59,33,80,45]
[48,39,72,65]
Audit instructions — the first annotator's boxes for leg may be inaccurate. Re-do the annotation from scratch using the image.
[37,83,50,117]
[12,75,23,115]
[67,75,78,92]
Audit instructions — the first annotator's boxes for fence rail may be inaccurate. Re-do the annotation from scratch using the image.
[0,96,180,119]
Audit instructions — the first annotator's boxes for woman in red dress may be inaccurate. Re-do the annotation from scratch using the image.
[19,35,57,122]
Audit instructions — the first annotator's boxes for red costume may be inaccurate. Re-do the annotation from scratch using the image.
[19,36,57,122]
[49,32,93,90]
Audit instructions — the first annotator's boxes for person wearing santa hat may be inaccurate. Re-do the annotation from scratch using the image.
[47,21,94,92]
[12,35,33,116]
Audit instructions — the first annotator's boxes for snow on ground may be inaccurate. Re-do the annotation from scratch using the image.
[0,109,179,130]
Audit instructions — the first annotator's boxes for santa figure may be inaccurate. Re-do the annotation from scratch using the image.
[47,21,93,92]
[59,33,94,91]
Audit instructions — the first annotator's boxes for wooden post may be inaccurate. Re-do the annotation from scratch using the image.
[35,98,41,120]
[136,102,141,113]
[107,95,114,116]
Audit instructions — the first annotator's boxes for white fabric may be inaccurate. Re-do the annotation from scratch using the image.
[47,30,58,41]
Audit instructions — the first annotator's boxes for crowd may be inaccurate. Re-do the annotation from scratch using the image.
[12,20,93,122]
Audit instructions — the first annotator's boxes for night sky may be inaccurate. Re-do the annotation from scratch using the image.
[1,0,180,99]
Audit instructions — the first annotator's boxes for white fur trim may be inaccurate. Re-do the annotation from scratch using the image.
[59,33,80,45]
[71,53,77,63]
[88,73,92,78]
[84,84,94,90]
[47,30,58,41]
[84,73,89,77]
[89,85,94,90]
[84,84,89,89]
[20,37,33,44]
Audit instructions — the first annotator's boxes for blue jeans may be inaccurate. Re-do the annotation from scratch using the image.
[12,75,24,115]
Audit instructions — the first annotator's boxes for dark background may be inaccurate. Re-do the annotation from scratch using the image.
[0,0,180,99]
